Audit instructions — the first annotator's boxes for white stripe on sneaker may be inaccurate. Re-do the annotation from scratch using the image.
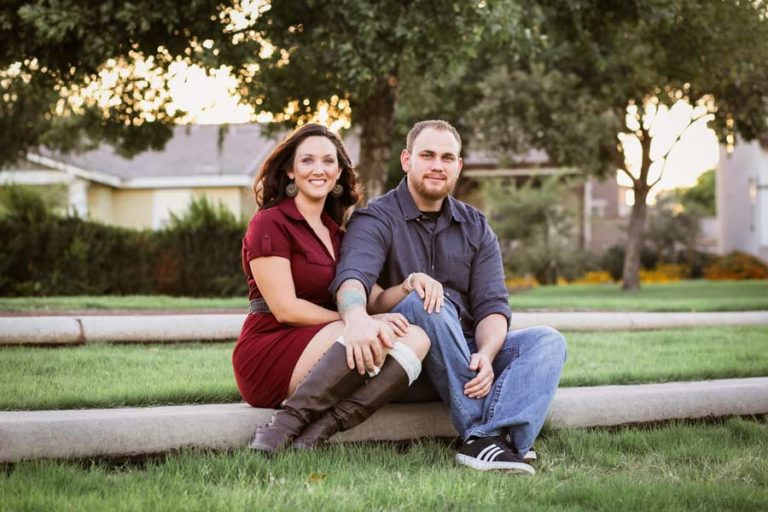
[487,447,505,462]
[477,445,498,461]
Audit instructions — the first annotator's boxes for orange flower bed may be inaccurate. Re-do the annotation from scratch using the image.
[639,264,687,283]
[704,251,768,280]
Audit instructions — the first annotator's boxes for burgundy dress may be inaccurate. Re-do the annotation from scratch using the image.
[232,197,343,408]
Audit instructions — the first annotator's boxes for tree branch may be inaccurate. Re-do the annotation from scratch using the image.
[649,111,713,190]
[657,110,712,162]
[618,165,637,185]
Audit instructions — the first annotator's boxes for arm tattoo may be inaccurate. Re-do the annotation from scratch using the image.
[337,280,367,317]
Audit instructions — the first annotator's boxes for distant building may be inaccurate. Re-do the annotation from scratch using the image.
[2,123,628,253]
[717,136,768,262]
[459,149,630,254]
[1,124,289,229]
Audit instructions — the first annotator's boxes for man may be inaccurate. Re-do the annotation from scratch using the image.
[331,120,566,474]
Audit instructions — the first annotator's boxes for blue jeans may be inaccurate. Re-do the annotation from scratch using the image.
[392,292,567,455]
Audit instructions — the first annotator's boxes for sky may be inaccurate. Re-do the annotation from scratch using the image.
[166,63,720,200]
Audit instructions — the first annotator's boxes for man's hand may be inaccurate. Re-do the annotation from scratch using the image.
[342,312,394,374]
[464,352,494,399]
[372,312,409,337]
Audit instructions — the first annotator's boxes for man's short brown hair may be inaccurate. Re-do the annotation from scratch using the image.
[406,120,462,154]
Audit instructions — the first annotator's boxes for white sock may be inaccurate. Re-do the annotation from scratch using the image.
[388,342,422,385]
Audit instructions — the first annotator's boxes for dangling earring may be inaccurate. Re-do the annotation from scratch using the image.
[285,180,298,197]
[331,182,344,198]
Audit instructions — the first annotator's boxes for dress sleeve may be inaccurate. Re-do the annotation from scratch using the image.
[243,211,293,261]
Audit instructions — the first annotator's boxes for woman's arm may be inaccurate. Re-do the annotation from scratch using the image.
[250,257,340,326]
[367,273,444,314]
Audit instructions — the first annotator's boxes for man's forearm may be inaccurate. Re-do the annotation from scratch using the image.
[473,314,508,361]
[336,279,369,320]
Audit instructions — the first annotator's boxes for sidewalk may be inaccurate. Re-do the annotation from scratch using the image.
[2,310,767,344]
[3,377,767,462]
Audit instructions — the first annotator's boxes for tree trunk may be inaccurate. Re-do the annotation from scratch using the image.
[621,183,649,290]
[356,81,397,202]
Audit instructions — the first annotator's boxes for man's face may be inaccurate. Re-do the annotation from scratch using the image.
[401,127,463,203]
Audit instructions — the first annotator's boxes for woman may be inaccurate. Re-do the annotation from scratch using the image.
[233,123,441,454]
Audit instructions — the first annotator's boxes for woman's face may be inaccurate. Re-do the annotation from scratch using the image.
[288,135,342,203]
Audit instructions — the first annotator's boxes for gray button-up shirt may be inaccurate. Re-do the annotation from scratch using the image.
[331,178,511,335]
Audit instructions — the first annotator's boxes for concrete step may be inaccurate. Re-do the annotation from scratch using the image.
[2,311,767,345]
[2,377,766,462]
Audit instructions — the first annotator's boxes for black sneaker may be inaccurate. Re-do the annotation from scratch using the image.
[523,449,537,462]
[455,436,535,474]
[504,433,537,462]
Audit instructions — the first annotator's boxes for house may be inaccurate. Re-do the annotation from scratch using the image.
[2,123,627,253]
[1,124,294,229]
[459,149,630,254]
[717,136,768,262]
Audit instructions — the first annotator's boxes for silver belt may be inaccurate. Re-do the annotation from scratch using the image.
[249,298,271,314]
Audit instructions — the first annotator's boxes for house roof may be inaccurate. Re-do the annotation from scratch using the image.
[34,124,295,181]
[26,123,556,188]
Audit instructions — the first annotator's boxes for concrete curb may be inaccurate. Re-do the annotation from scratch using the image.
[0,316,83,345]
[511,311,768,331]
[2,311,767,345]
[2,378,766,462]
[79,315,242,343]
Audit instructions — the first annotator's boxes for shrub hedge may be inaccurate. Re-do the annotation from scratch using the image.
[0,188,247,297]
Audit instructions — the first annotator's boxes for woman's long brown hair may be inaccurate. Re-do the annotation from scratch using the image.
[253,123,361,225]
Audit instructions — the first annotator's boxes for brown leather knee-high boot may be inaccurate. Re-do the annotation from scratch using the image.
[249,342,366,455]
[292,355,411,450]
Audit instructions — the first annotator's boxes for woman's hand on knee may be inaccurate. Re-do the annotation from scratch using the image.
[410,273,444,314]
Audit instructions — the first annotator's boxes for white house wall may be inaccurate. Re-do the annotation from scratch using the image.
[717,141,768,262]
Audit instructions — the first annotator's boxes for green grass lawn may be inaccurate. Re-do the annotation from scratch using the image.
[0,295,247,313]
[2,326,766,410]
[3,418,767,511]
[508,279,768,311]
[1,280,766,313]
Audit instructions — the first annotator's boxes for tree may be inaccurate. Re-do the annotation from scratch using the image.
[233,1,496,199]
[0,1,497,201]
[0,1,226,163]
[484,177,588,284]
[468,0,768,290]
[678,169,716,216]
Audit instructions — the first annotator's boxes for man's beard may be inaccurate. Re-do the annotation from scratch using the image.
[413,176,455,201]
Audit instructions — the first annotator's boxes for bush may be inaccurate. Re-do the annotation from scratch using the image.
[0,190,248,297]
[485,177,592,284]
[704,251,768,280]
[675,249,715,279]
[157,197,247,296]
[600,244,659,281]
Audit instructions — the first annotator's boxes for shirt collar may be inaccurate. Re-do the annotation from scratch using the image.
[276,196,341,233]
[276,196,304,221]
[396,177,466,223]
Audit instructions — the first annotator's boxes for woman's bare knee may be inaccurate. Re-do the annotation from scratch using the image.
[398,326,430,359]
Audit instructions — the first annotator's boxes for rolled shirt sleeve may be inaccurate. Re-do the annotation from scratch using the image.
[243,210,293,261]
[330,209,392,298]
[468,219,511,331]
